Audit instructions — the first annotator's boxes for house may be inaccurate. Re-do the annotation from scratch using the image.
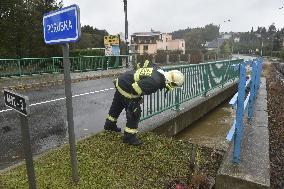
[130,31,185,55]
[205,38,225,51]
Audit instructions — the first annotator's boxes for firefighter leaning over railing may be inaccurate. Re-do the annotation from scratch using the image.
[104,60,185,146]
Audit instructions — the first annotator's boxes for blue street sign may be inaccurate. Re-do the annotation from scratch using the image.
[43,4,81,44]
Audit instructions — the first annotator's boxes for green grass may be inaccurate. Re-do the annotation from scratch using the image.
[0,132,222,189]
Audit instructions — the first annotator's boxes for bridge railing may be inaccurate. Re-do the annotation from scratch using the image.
[0,55,128,78]
[226,58,263,164]
[140,59,243,121]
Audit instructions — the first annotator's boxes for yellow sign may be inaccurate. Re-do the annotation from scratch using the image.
[104,35,119,46]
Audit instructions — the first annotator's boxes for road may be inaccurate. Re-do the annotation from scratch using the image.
[0,77,127,169]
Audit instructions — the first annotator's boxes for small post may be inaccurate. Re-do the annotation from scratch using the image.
[201,54,204,63]
[152,55,155,64]
[20,114,37,189]
[233,64,246,163]
[62,43,79,182]
[166,54,169,64]
[178,54,180,63]
[188,54,191,63]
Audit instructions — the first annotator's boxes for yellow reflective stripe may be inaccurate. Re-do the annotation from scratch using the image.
[134,68,142,82]
[143,60,149,68]
[106,114,117,122]
[125,127,138,134]
[115,79,140,99]
[132,82,143,95]
[166,84,174,91]
[136,63,141,69]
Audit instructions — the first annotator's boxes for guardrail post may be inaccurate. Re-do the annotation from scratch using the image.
[203,64,210,96]
[52,58,56,73]
[174,88,181,110]
[233,64,247,164]
[18,59,22,77]
[248,61,257,119]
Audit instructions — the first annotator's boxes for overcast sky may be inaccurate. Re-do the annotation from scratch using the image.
[63,0,284,35]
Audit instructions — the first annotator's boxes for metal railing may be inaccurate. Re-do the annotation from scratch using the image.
[0,55,128,78]
[226,58,263,164]
[140,59,243,121]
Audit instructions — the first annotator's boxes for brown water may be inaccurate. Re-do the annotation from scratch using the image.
[175,102,235,150]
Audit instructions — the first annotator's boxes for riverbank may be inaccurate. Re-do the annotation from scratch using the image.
[0,132,223,189]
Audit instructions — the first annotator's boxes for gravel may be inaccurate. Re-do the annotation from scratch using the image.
[265,62,284,189]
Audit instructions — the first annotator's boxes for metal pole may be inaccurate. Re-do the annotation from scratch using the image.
[62,43,79,182]
[20,114,37,189]
[123,0,129,67]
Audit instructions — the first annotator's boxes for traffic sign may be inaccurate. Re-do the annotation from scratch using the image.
[43,4,81,44]
[4,89,29,116]
[104,35,120,46]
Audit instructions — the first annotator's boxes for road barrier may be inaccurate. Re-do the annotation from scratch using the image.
[140,59,243,121]
[226,58,263,164]
[0,55,128,78]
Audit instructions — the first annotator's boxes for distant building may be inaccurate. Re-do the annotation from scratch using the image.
[130,31,185,55]
[234,37,240,43]
[205,38,225,51]
[222,33,232,39]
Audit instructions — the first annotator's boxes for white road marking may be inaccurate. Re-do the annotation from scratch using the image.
[0,87,115,113]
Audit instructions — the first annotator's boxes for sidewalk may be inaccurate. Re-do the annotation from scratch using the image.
[0,68,130,91]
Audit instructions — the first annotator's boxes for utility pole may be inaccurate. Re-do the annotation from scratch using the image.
[123,0,129,66]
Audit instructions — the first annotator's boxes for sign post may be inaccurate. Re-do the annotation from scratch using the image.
[4,90,36,189]
[43,4,81,182]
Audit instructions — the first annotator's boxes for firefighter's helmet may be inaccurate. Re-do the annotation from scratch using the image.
[164,70,185,87]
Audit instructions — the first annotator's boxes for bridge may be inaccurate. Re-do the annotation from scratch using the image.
[0,56,270,188]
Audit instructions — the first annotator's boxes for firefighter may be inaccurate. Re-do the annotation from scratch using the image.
[104,60,185,146]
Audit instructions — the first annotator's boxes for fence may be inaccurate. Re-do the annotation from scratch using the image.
[0,55,128,78]
[140,59,243,121]
[226,58,263,164]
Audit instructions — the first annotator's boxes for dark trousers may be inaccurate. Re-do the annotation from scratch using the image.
[105,90,141,130]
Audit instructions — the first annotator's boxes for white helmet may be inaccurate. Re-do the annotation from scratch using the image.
[164,70,185,87]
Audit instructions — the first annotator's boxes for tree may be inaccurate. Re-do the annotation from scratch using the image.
[0,0,62,58]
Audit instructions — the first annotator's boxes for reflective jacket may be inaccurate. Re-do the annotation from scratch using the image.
[115,67,166,99]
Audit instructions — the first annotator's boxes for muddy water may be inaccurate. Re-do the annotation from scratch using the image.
[175,102,235,150]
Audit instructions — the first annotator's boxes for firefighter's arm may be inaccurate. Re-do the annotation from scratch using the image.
[132,77,159,96]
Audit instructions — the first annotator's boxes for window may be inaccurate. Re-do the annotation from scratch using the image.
[182,43,184,47]
[143,45,148,51]
[166,38,168,42]
[135,46,138,50]
[166,46,168,50]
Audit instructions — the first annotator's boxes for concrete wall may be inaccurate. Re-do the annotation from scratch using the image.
[141,82,238,136]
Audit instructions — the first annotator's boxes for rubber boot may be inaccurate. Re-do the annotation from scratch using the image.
[104,120,121,132]
[123,132,142,146]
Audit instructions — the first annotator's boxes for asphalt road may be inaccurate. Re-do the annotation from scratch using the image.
[0,77,127,169]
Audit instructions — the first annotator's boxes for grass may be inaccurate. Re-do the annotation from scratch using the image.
[0,132,222,189]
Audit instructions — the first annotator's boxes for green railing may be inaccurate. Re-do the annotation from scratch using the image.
[140,59,243,121]
[0,55,128,78]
